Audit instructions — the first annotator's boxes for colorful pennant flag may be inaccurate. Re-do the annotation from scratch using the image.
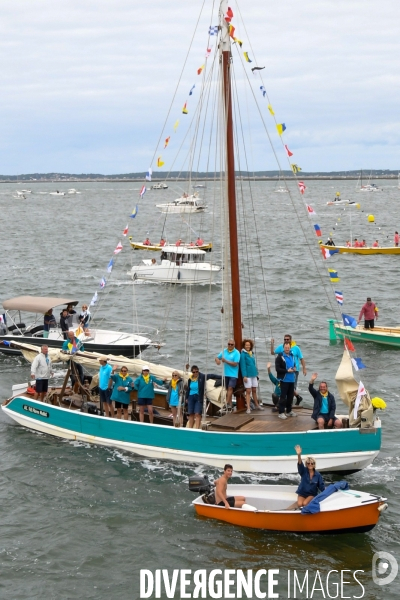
[314,224,322,237]
[243,52,252,63]
[351,357,366,371]
[208,25,218,35]
[157,156,165,167]
[90,291,98,306]
[328,269,340,282]
[122,224,128,237]
[291,164,302,174]
[276,123,286,135]
[342,313,357,328]
[107,259,114,273]
[205,48,212,58]
[99,277,106,289]
[335,291,344,305]
[354,380,366,418]
[321,247,339,259]
[189,85,195,96]
[267,104,275,115]
[224,7,234,22]
[139,186,146,198]
[284,144,293,157]
[173,120,179,132]
[145,168,152,182]
[344,337,355,352]
[306,205,316,216]
[229,24,236,39]
[234,38,243,47]
[164,136,170,148]
[182,103,188,115]
[114,242,123,254]
[197,65,205,75]
[298,181,306,194]
[130,205,138,218]
[260,86,266,98]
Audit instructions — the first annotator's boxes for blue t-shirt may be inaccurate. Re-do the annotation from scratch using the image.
[189,379,199,395]
[281,353,296,383]
[320,394,329,414]
[99,363,112,390]
[217,348,240,377]
[169,387,179,407]
[274,343,303,371]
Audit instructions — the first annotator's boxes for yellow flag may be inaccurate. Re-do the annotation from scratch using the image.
[268,104,275,115]
[182,102,188,114]
[276,123,286,136]
[173,120,179,132]
[157,157,165,167]
[291,164,302,173]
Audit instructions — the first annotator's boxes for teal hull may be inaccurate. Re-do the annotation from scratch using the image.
[2,397,382,474]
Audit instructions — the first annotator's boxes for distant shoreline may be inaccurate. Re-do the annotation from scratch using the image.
[1,175,398,183]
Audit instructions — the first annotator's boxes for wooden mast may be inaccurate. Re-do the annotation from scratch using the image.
[220,0,242,349]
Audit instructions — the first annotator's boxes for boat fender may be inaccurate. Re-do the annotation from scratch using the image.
[177,271,181,280]
[242,503,257,512]
[378,503,388,513]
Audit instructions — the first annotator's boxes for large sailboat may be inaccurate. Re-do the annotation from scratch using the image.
[2,1,382,474]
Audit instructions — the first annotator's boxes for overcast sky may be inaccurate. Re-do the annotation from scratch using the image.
[0,0,399,174]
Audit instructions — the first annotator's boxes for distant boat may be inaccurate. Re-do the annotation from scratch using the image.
[20,189,32,194]
[320,244,400,255]
[129,238,213,252]
[67,189,81,195]
[49,191,66,196]
[356,170,381,192]
[156,194,206,213]
[151,183,168,189]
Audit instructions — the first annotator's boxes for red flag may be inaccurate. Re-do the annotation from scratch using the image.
[344,338,355,352]
[114,242,123,254]
[284,144,293,157]
[306,204,316,216]
[122,224,128,237]
[225,7,234,22]
[298,181,306,194]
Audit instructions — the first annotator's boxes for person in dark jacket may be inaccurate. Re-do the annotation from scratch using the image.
[275,341,297,419]
[185,365,206,429]
[309,373,342,429]
[59,309,70,340]
[286,445,325,509]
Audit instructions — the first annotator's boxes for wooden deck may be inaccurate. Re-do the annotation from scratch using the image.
[208,405,317,433]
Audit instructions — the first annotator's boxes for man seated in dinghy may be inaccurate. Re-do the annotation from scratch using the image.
[214,464,246,509]
[308,373,342,429]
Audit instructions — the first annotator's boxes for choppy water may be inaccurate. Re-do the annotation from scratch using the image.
[1,180,399,599]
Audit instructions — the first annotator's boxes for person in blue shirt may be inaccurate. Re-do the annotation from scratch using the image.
[309,373,343,429]
[185,365,206,429]
[271,334,307,405]
[286,445,325,509]
[275,341,297,419]
[98,357,113,417]
[166,370,184,426]
[215,339,241,410]
[267,362,281,412]
[240,339,264,414]
[110,365,134,420]
[133,366,166,424]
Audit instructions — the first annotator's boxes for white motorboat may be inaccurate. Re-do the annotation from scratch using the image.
[68,188,81,194]
[49,191,66,196]
[274,187,289,193]
[20,189,32,194]
[0,296,152,358]
[130,246,220,284]
[13,192,26,199]
[156,194,206,213]
[151,183,168,189]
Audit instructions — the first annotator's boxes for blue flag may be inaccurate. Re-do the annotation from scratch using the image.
[342,313,357,328]
[351,357,366,371]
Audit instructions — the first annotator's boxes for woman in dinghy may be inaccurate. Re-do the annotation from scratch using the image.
[286,445,325,510]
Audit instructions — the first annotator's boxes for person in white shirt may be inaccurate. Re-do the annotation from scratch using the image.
[31,345,53,401]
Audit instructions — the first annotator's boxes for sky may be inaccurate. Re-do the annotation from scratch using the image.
[0,0,399,174]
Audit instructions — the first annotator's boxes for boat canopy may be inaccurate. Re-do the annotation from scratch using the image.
[2,296,79,314]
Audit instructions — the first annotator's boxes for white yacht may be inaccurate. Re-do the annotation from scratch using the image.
[156,194,206,213]
[130,246,220,284]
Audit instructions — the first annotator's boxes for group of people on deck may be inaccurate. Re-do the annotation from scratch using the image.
[143,237,204,247]
[43,303,91,340]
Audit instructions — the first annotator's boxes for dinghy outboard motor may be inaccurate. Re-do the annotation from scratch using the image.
[189,474,212,495]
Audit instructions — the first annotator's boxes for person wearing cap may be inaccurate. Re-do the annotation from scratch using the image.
[98,357,113,417]
[109,365,134,420]
[358,297,378,329]
[133,366,167,424]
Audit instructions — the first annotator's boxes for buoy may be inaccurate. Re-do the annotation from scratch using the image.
[336,192,340,196]
[367,214,375,223]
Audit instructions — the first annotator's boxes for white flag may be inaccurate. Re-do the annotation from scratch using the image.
[353,380,366,419]
[90,291,98,306]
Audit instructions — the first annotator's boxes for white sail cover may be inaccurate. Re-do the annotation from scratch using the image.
[335,349,374,427]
